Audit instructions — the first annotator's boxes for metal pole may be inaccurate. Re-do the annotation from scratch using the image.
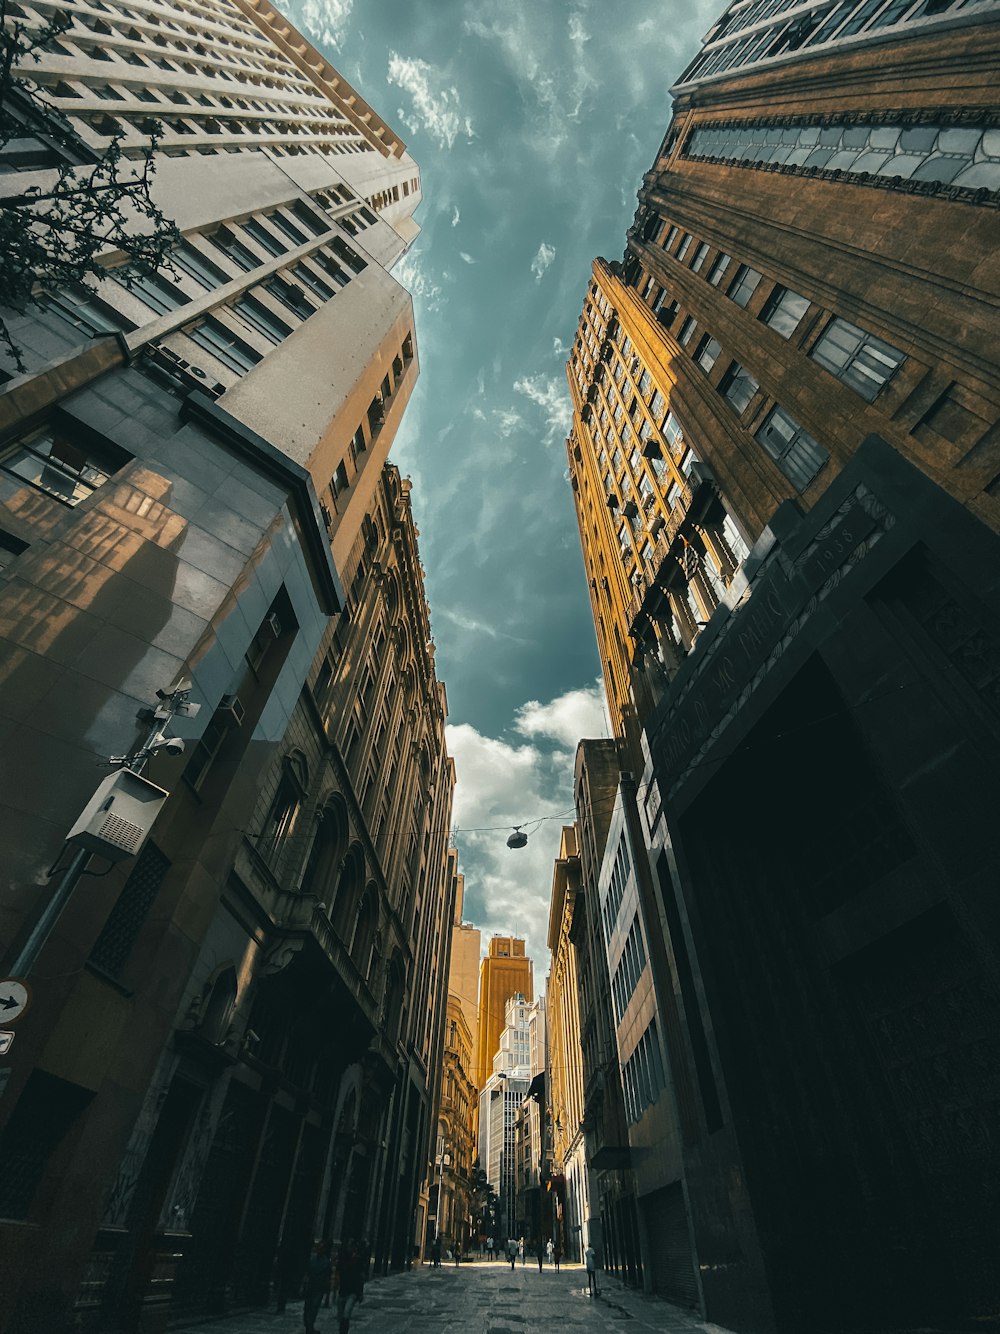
[8,847,92,979]
[435,1151,444,1242]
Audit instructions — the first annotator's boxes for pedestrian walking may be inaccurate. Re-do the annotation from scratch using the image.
[584,1242,599,1296]
[302,1239,332,1334]
[333,1237,366,1334]
[536,1238,543,1272]
[487,1235,495,1261]
[518,1236,524,1265]
[545,1238,554,1266]
[431,1236,442,1268]
[553,1242,561,1272]
[507,1238,517,1270]
[454,1241,462,1266]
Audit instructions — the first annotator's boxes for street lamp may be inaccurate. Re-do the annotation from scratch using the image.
[434,1147,451,1242]
[5,682,197,981]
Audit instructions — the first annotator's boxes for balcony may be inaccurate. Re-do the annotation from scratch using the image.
[626,463,718,637]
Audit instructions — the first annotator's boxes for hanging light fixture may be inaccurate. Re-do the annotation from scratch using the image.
[506,826,528,849]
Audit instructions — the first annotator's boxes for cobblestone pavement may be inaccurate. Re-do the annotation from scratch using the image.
[170,1259,734,1334]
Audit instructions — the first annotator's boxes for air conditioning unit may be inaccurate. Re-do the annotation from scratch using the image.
[65,770,168,861]
[218,694,245,726]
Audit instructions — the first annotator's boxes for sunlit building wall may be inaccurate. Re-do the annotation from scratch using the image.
[565,3,1000,1330]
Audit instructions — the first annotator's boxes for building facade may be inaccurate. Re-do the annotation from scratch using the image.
[546,826,590,1265]
[448,897,481,1062]
[477,992,531,1242]
[565,4,1000,1330]
[430,994,476,1255]
[570,741,643,1288]
[473,935,533,1103]
[0,4,460,1330]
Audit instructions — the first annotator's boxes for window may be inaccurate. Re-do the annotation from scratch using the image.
[690,242,710,272]
[694,335,721,373]
[258,754,307,863]
[36,289,123,338]
[209,226,260,271]
[189,318,262,374]
[293,262,334,301]
[293,200,330,235]
[265,275,315,321]
[676,233,693,262]
[268,211,309,247]
[662,224,678,249]
[330,460,349,498]
[331,237,367,272]
[314,253,350,288]
[678,316,698,347]
[757,405,829,489]
[707,252,732,286]
[242,217,286,257]
[718,362,759,415]
[0,529,28,569]
[116,265,191,315]
[760,286,810,338]
[0,425,129,506]
[171,242,228,290]
[234,295,291,345]
[810,317,906,401]
[727,263,763,308]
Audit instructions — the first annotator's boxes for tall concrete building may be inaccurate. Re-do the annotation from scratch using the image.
[474,935,533,1099]
[0,3,459,1330]
[565,3,1000,1330]
[478,992,531,1241]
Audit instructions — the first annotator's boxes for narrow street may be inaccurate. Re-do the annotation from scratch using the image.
[171,1261,733,1334]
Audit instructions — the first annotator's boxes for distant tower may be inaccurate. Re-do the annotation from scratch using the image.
[449,875,482,1063]
[475,936,533,1099]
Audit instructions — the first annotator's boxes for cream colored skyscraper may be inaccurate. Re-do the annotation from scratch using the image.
[449,875,482,1059]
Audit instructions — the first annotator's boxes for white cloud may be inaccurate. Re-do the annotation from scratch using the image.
[387,52,475,150]
[491,407,522,437]
[451,205,461,227]
[513,372,572,443]
[514,679,608,752]
[447,681,606,965]
[300,0,353,47]
[393,250,447,312]
[459,251,477,265]
[552,335,570,358]
[530,241,557,283]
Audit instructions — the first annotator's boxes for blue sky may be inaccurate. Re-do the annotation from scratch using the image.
[282,0,719,969]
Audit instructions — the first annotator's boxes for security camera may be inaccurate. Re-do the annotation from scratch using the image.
[150,734,185,756]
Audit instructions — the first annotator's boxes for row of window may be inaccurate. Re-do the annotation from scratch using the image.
[622,1018,665,1125]
[325,335,413,517]
[677,0,979,87]
[610,913,647,1025]
[683,118,1000,194]
[632,218,908,488]
[601,833,632,942]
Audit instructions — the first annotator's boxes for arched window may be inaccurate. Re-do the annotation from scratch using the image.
[351,885,377,979]
[298,795,349,908]
[383,953,405,1044]
[200,964,238,1045]
[383,570,400,622]
[258,751,308,864]
[330,843,364,942]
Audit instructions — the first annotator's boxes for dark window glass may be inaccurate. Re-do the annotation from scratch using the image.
[171,242,228,289]
[760,285,810,338]
[694,335,721,373]
[116,265,190,315]
[719,361,759,414]
[810,316,906,400]
[757,405,829,489]
[727,263,763,308]
[242,218,286,257]
[233,295,292,344]
[189,318,263,374]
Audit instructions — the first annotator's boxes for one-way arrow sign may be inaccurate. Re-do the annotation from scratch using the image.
[0,980,31,1025]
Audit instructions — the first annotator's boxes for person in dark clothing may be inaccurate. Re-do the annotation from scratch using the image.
[507,1238,517,1270]
[334,1237,366,1334]
[431,1236,442,1267]
[303,1239,332,1334]
[553,1243,561,1272]
[536,1239,543,1272]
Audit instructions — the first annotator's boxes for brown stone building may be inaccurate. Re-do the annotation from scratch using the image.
[0,4,458,1330]
[473,935,533,1102]
[565,4,1000,1330]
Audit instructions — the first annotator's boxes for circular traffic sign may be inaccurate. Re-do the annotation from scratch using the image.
[0,979,31,1024]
